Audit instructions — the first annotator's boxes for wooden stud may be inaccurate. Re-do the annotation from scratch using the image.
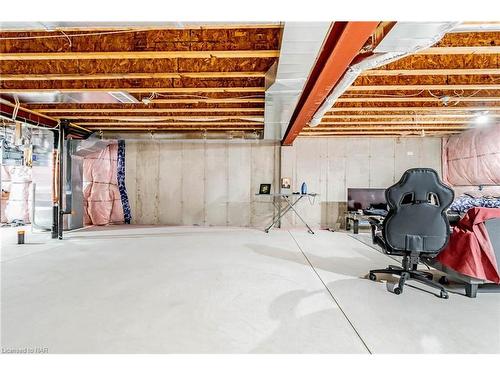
[0,71,267,81]
[361,68,500,76]
[83,127,263,130]
[322,114,500,119]
[73,122,263,126]
[37,107,265,113]
[306,125,469,131]
[328,106,500,113]
[336,97,500,102]
[418,46,500,55]
[320,120,475,125]
[150,98,265,104]
[347,84,500,91]
[54,115,264,121]
[299,130,461,138]
[0,50,281,61]
[0,87,266,93]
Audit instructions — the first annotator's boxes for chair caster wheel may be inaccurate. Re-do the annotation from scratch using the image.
[439,276,449,285]
[393,287,402,295]
[440,290,449,299]
[369,273,377,281]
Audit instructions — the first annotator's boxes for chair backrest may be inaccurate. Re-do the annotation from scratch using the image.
[383,168,454,254]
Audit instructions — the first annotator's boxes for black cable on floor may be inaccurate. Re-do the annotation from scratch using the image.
[287,230,373,354]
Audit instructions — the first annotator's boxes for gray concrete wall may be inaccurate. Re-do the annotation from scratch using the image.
[125,140,280,226]
[279,137,443,229]
[125,136,442,228]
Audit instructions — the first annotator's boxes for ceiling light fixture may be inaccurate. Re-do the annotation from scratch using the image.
[474,111,490,126]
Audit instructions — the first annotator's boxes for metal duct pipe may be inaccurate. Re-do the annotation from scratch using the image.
[57,121,65,239]
[51,128,59,239]
[264,22,332,140]
[57,119,73,239]
[309,22,460,127]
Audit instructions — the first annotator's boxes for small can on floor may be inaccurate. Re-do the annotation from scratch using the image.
[17,230,25,245]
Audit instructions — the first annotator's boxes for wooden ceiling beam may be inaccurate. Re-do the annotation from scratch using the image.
[54,116,264,121]
[361,68,500,77]
[336,97,500,103]
[306,125,468,131]
[322,114,500,119]
[347,84,500,91]
[319,120,476,125]
[417,46,500,55]
[300,131,460,136]
[0,87,265,93]
[328,106,500,112]
[83,128,263,132]
[0,50,281,61]
[37,107,264,113]
[73,122,263,126]
[0,71,267,81]
[150,98,264,104]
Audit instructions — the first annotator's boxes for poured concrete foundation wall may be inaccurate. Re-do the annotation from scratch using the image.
[125,140,280,226]
[280,137,442,229]
[125,137,441,228]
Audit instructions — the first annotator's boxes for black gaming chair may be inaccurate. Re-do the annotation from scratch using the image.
[368,168,454,299]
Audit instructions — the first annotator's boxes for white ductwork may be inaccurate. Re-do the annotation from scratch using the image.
[264,22,331,139]
[308,22,460,127]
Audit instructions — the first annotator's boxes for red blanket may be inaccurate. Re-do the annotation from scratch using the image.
[437,207,500,283]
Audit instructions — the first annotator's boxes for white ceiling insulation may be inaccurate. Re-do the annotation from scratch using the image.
[263,22,331,140]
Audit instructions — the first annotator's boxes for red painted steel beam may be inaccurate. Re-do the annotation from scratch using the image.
[0,99,91,137]
[0,101,59,127]
[281,21,379,146]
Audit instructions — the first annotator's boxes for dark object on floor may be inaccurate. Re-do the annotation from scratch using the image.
[17,230,25,244]
[368,168,454,299]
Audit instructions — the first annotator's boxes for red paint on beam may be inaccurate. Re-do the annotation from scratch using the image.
[282,22,379,146]
[0,101,59,127]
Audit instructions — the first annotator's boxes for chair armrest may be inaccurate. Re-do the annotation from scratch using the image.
[368,217,382,228]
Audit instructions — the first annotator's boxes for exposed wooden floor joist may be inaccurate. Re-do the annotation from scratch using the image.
[0,72,267,81]
[2,25,498,137]
[361,68,500,76]
[322,114,500,119]
[54,115,265,121]
[347,84,500,91]
[319,120,480,125]
[327,106,500,113]
[0,87,266,93]
[36,108,264,113]
[417,46,500,55]
[336,97,500,103]
[0,50,281,61]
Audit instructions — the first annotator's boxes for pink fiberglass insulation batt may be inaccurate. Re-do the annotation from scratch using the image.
[83,142,124,226]
[443,123,500,188]
[3,166,32,223]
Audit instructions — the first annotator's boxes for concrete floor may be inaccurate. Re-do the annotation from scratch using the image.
[1,225,499,353]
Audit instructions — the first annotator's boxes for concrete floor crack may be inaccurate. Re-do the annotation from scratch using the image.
[287,230,373,354]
